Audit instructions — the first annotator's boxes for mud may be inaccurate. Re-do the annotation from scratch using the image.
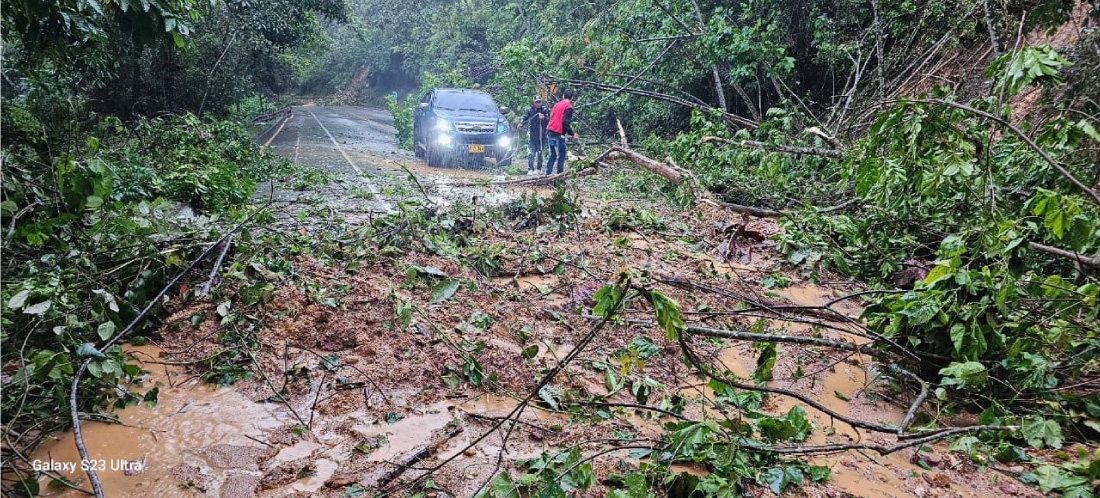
[29,346,284,497]
[26,106,1048,498]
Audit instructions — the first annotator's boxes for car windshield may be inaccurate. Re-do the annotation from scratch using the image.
[434,92,498,113]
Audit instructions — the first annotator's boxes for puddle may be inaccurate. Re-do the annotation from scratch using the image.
[290,458,338,493]
[351,403,458,463]
[27,345,285,497]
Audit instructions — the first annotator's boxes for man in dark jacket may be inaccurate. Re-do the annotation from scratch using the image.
[545,89,578,175]
[518,97,549,175]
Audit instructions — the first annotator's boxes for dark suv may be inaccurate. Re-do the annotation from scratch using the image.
[413,88,514,168]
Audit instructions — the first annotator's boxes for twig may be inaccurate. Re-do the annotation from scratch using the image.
[198,236,233,297]
[700,136,844,159]
[899,98,1100,205]
[376,423,464,489]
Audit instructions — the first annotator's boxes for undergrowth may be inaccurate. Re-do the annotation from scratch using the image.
[0,100,327,482]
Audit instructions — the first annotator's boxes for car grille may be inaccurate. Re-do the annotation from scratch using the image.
[454,122,496,134]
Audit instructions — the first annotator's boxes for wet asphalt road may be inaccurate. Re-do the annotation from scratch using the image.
[260,106,531,222]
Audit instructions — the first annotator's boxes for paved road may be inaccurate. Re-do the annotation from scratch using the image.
[257,106,520,225]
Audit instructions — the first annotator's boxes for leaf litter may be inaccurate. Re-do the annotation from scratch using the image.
[27,156,1048,498]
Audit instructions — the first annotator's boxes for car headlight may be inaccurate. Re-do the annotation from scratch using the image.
[437,134,452,146]
[496,121,507,133]
[436,117,451,131]
[497,136,512,148]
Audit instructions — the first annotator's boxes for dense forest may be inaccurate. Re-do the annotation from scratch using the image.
[2,1,1099,497]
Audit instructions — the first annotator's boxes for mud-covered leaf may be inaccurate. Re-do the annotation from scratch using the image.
[76,343,105,358]
[430,279,460,303]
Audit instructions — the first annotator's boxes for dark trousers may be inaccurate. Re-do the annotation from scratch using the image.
[527,139,544,171]
[545,133,567,175]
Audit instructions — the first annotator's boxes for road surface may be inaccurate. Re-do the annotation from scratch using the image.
[258,105,520,225]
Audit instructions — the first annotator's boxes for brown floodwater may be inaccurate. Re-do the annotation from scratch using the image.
[28,345,285,497]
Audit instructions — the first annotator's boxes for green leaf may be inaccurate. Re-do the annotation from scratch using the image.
[1021,416,1063,449]
[143,386,160,404]
[97,322,117,341]
[430,279,460,303]
[939,362,987,388]
[753,343,777,382]
[384,411,404,424]
[1034,465,1086,493]
[592,284,624,319]
[15,478,39,497]
[650,290,684,339]
[486,471,519,498]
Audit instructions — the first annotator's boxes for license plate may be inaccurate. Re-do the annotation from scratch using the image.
[467,144,485,153]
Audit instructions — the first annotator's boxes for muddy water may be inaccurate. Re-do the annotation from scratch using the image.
[695,283,963,498]
[29,346,284,497]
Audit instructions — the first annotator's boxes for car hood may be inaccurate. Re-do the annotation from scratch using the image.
[434,109,504,123]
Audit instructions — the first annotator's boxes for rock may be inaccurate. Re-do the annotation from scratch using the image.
[201,444,267,471]
[998,482,1020,495]
[920,473,951,488]
[325,472,361,488]
[221,472,260,498]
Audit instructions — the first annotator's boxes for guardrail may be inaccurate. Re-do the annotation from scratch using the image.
[252,106,293,124]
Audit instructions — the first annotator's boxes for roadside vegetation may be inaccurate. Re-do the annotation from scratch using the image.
[3,1,1099,497]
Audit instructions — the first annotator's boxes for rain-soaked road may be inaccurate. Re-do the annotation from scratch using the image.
[259,105,521,223]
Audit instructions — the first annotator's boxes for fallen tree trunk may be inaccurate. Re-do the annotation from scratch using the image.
[606,147,684,184]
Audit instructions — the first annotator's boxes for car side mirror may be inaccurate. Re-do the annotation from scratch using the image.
[417,103,429,109]
[500,106,510,114]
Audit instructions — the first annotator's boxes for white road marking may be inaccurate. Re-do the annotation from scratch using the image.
[308,108,380,192]
[263,112,291,147]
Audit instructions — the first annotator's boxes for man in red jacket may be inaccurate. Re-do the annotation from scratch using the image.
[545,89,578,175]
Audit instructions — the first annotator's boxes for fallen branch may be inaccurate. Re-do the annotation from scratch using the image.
[198,236,233,297]
[902,98,1100,206]
[437,166,597,187]
[737,425,1017,456]
[1029,241,1100,269]
[606,147,684,184]
[376,423,464,490]
[548,77,758,129]
[700,135,844,159]
[68,199,272,498]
